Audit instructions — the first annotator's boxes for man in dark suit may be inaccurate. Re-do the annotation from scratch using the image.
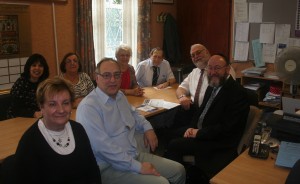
[165,54,250,179]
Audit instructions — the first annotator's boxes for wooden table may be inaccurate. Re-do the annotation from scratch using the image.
[0,84,180,163]
[210,149,291,184]
[0,117,36,163]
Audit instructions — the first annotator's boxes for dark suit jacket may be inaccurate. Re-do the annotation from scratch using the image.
[190,76,250,174]
[192,76,249,147]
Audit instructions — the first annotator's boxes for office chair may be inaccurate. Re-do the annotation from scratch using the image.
[237,105,263,154]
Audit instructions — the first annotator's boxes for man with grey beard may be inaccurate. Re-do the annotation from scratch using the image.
[176,44,211,110]
[165,54,249,182]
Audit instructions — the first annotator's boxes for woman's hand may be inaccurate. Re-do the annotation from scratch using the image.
[156,82,169,89]
[133,87,144,96]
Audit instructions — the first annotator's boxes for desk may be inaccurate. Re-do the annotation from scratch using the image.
[0,117,36,163]
[210,149,290,184]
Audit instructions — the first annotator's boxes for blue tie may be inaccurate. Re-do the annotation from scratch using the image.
[197,87,218,129]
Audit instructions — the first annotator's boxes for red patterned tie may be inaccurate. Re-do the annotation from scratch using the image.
[194,69,204,107]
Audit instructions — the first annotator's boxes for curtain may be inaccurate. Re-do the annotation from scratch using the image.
[124,0,138,67]
[92,0,138,67]
[137,0,151,63]
[76,0,96,78]
[91,0,104,65]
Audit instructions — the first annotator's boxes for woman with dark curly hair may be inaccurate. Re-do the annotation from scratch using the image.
[7,53,49,119]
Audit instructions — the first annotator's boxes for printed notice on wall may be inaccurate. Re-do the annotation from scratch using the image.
[234,0,248,22]
[249,3,263,23]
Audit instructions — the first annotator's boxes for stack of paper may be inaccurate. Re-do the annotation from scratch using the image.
[243,82,261,91]
[242,67,266,76]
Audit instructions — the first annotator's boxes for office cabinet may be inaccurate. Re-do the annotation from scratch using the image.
[241,75,283,109]
[241,75,300,109]
[176,0,232,64]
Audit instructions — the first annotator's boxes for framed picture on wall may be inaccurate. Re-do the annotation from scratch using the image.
[17,0,67,3]
[152,0,174,4]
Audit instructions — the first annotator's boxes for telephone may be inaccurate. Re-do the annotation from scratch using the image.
[248,122,270,159]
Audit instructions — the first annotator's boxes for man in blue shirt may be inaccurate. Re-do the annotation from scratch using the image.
[76,57,185,184]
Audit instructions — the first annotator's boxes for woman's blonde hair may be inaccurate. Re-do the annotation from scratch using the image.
[36,77,75,107]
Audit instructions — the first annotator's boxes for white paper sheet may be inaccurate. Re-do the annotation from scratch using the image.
[263,43,276,63]
[275,24,291,44]
[288,38,300,47]
[234,0,248,22]
[235,22,250,42]
[249,3,263,23]
[234,41,249,61]
[260,23,275,44]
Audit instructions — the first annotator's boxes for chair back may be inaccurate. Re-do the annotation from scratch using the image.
[0,154,15,184]
[285,159,300,184]
[237,105,262,154]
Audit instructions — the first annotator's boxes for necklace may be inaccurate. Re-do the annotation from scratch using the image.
[46,127,70,148]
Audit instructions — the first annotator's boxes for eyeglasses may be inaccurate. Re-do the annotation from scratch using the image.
[96,72,122,80]
[119,54,131,58]
[65,59,78,64]
[206,65,228,71]
[191,49,206,58]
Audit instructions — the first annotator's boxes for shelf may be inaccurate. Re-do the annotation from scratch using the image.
[241,75,283,110]
[258,101,281,109]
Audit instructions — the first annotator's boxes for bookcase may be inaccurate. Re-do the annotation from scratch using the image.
[241,75,300,109]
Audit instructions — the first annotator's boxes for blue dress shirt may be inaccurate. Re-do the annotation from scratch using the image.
[76,87,153,173]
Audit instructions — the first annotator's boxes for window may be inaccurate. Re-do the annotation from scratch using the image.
[92,0,138,67]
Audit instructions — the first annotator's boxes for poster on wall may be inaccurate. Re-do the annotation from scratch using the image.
[0,15,19,56]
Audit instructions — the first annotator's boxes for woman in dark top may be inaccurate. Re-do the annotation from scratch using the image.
[7,53,49,119]
[14,77,102,184]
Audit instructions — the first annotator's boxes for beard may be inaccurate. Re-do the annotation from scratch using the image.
[193,59,208,69]
[208,74,228,88]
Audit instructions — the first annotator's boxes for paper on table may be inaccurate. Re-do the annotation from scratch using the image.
[136,104,158,112]
[153,86,172,90]
[275,141,300,168]
[143,99,179,109]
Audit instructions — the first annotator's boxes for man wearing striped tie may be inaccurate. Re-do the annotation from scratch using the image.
[135,47,176,89]
[166,54,250,182]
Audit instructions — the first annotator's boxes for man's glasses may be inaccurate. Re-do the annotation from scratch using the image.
[206,65,228,71]
[96,72,122,80]
[191,49,206,58]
